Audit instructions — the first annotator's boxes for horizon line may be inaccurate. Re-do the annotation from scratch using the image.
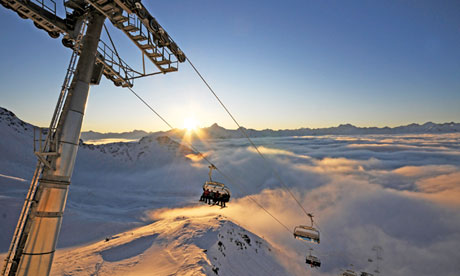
[81,121,460,134]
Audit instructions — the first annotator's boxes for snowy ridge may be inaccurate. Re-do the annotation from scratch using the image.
[82,129,150,140]
[79,136,195,162]
[0,107,34,136]
[0,106,194,164]
[0,107,37,180]
[50,215,290,276]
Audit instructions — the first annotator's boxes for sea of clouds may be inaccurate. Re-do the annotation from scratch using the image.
[179,134,460,275]
[1,132,460,276]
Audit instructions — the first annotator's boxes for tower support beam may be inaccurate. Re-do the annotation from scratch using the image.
[10,10,106,276]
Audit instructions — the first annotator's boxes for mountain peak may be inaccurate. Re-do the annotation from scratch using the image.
[209,123,223,129]
[337,123,356,128]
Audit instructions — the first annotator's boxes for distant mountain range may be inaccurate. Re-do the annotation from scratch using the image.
[81,121,460,141]
[1,106,458,142]
[81,129,150,140]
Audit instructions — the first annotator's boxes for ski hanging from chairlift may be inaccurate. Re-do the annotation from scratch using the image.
[199,164,231,207]
[294,213,320,244]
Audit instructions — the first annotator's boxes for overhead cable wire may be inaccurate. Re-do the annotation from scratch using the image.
[186,58,312,220]
[127,87,174,129]
[125,86,292,234]
[215,169,292,234]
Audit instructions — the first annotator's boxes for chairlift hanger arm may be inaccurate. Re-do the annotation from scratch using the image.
[208,164,217,181]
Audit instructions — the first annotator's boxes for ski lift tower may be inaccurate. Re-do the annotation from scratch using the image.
[0,1,186,275]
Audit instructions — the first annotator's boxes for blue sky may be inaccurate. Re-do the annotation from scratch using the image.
[1,0,459,132]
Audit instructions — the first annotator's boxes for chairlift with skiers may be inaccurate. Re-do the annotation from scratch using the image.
[199,164,231,207]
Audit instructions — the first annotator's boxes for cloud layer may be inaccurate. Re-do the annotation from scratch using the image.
[183,133,460,275]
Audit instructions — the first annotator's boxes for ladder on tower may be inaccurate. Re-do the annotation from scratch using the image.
[1,21,87,276]
[84,0,182,73]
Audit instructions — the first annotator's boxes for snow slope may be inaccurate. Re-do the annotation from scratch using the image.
[50,214,290,276]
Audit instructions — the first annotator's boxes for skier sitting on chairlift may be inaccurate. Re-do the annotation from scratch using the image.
[199,187,206,202]
[200,188,210,203]
[223,193,230,206]
[208,190,215,205]
[214,191,221,205]
[204,189,210,203]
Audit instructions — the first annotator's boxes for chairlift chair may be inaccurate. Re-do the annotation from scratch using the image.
[305,249,321,268]
[294,213,320,244]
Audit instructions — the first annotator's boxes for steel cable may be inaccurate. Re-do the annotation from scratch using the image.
[125,87,292,234]
[186,58,312,221]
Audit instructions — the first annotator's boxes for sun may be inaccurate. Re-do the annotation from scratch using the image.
[183,117,199,131]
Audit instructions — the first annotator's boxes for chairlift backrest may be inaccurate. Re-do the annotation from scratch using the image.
[203,181,231,196]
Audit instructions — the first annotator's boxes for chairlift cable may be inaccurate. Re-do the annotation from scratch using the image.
[127,87,174,129]
[125,86,292,234]
[214,168,292,234]
[186,57,312,220]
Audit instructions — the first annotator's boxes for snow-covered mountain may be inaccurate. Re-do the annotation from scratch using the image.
[50,214,290,276]
[82,121,460,142]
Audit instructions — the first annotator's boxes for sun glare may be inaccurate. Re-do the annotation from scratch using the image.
[183,117,199,131]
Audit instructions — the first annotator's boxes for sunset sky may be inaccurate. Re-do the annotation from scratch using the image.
[0,0,459,132]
